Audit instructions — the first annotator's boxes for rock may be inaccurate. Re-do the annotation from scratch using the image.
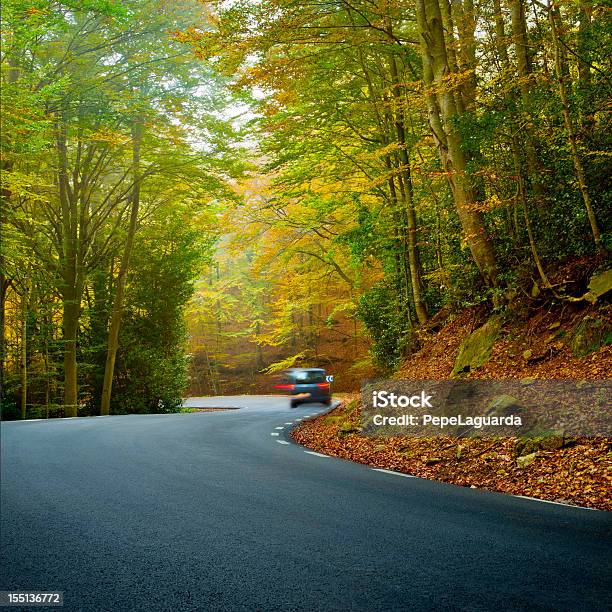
[452,316,502,376]
[548,321,561,330]
[520,377,536,386]
[530,282,540,298]
[516,452,537,468]
[583,268,612,304]
[486,394,524,417]
[515,432,567,456]
[570,316,609,357]
[338,424,361,436]
[456,445,464,460]
[373,444,386,452]
[522,349,533,360]
[424,457,442,465]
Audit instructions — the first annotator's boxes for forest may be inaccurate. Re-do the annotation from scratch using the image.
[1,0,610,417]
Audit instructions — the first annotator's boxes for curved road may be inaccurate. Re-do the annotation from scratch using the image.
[1,396,611,611]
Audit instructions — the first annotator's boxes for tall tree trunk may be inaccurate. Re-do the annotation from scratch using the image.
[57,118,80,417]
[385,159,413,329]
[548,0,604,254]
[100,121,143,415]
[508,0,547,206]
[387,53,429,324]
[493,0,554,289]
[451,0,478,108]
[440,0,464,112]
[20,284,28,419]
[0,275,10,412]
[62,295,79,416]
[255,321,263,370]
[0,58,17,413]
[416,0,498,286]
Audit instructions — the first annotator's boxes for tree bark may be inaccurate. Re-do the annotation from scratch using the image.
[57,117,81,417]
[100,121,143,415]
[451,0,478,108]
[548,0,604,254]
[416,0,498,286]
[492,0,554,289]
[0,275,10,411]
[440,0,465,113]
[387,52,429,323]
[508,0,547,206]
[20,284,28,419]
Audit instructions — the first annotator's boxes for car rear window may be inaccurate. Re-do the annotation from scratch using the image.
[293,371,325,384]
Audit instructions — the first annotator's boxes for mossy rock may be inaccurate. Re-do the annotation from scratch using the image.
[452,315,502,376]
[515,431,569,456]
[338,424,361,437]
[516,452,537,468]
[584,268,612,304]
[570,316,609,357]
[487,394,524,417]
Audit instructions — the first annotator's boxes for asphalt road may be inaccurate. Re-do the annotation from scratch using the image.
[1,396,611,611]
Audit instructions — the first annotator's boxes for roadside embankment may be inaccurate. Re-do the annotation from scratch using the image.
[292,292,611,510]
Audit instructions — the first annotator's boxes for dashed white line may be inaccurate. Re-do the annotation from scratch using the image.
[304,451,329,458]
[371,468,415,478]
[284,422,293,425]
[276,440,290,445]
[275,426,284,430]
[270,433,279,436]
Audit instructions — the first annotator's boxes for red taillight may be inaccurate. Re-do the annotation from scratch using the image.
[316,382,329,389]
[275,384,295,390]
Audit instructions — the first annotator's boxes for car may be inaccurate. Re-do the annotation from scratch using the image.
[275,368,332,408]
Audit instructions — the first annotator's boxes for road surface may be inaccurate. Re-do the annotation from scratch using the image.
[1,396,611,611]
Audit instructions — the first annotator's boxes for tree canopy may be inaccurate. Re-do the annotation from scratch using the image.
[1,0,610,414]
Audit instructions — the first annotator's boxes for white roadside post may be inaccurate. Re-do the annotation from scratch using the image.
[326,374,334,402]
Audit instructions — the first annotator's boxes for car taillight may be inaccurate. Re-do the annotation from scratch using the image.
[275,383,295,390]
[316,382,329,389]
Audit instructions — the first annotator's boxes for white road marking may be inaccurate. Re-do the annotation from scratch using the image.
[270,432,279,436]
[304,451,329,458]
[514,494,597,510]
[275,426,284,430]
[276,440,290,445]
[284,422,293,425]
[371,468,415,478]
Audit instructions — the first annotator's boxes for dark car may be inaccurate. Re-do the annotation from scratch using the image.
[276,368,332,408]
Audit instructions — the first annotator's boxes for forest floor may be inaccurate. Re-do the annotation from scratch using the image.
[292,268,612,510]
